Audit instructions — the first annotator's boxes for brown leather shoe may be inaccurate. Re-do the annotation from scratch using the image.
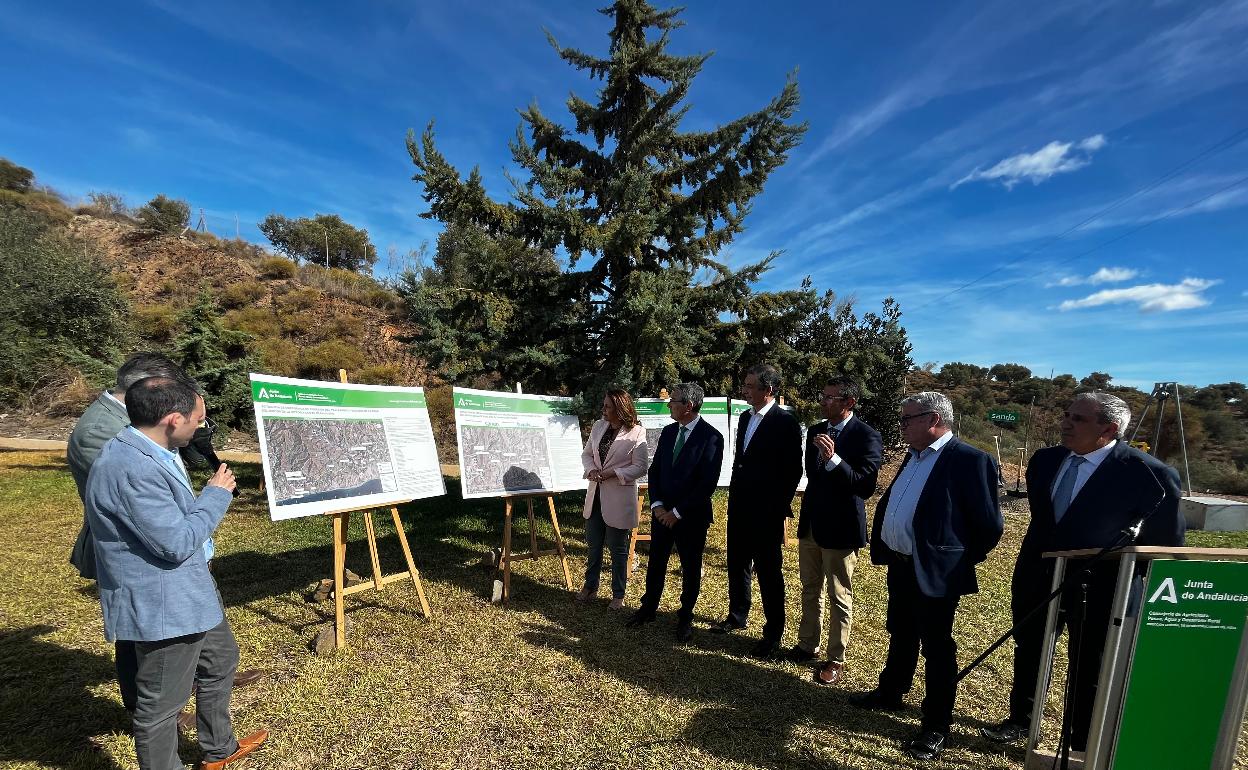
[232,669,266,689]
[814,660,844,685]
[199,729,268,770]
[177,708,197,731]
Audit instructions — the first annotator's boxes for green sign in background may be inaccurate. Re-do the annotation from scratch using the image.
[251,377,426,409]
[987,409,1020,423]
[1112,559,1248,769]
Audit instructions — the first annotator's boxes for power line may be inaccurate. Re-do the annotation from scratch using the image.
[910,125,1248,312]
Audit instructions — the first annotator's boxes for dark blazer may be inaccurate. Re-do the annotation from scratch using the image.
[647,418,725,526]
[870,437,1003,598]
[727,405,804,520]
[797,416,884,549]
[1016,442,1184,573]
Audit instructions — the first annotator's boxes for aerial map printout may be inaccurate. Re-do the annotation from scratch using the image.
[251,374,445,521]
[452,387,589,499]
[634,398,673,485]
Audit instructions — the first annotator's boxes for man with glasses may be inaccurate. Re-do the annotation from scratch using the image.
[84,376,268,770]
[789,376,883,686]
[68,352,263,727]
[714,364,803,659]
[627,383,725,642]
[851,391,1002,762]
[981,392,1183,754]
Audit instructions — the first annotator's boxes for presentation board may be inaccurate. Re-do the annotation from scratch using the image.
[453,387,589,499]
[250,374,445,521]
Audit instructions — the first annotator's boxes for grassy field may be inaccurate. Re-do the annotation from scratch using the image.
[1,449,1245,770]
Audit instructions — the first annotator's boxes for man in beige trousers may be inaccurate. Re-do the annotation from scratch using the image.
[788,376,883,685]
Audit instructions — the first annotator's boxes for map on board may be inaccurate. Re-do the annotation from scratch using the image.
[264,418,398,507]
[458,424,554,495]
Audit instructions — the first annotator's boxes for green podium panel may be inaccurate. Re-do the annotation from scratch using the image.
[1112,559,1248,769]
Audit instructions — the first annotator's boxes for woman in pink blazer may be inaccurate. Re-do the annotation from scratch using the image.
[578,388,649,609]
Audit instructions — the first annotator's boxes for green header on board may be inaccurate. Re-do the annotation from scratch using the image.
[251,378,426,409]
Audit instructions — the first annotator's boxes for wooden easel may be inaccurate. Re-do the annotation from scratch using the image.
[627,484,650,573]
[323,369,433,649]
[495,492,574,605]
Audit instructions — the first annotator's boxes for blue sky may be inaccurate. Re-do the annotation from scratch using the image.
[2,0,1245,389]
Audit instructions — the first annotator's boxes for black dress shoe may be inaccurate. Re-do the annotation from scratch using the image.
[709,618,745,634]
[906,730,947,761]
[748,639,780,659]
[980,719,1028,743]
[785,645,817,663]
[848,688,904,711]
[625,610,655,629]
[675,619,693,643]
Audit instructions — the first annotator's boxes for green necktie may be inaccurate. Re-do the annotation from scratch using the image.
[673,425,689,460]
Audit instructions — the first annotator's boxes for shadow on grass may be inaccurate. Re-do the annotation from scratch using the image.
[0,625,127,769]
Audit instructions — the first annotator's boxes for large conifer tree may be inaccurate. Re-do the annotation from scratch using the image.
[408,0,806,398]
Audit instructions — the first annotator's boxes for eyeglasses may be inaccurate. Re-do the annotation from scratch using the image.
[668,398,687,405]
[898,411,935,426]
[197,416,218,434]
[817,394,846,403]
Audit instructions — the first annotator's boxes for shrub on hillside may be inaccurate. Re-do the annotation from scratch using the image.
[300,264,399,308]
[0,158,34,193]
[217,280,267,309]
[355,364,404,385]
[276,286,324,313]
[225,307,283,339]
[136,194,190,234]
[255,337,300,378]
[1187,459,1248,496]
[0,206,129,405]
[298,340,365,378]
[77,191,132,221]
[306,315,363,343]
[258,255,297,279]
[218,237,268,263]
[133,303,181,342]
[0,188,73,225]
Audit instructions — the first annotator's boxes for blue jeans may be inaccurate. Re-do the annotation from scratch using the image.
[583,491,631,599]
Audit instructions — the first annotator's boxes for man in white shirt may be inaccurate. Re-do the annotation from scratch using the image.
[714,365,803,659]
[851,392,1002,762]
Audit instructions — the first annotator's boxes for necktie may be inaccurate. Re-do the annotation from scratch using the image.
[1052,455,1087,522]
[828,425,841,440]
[673,425,688,460]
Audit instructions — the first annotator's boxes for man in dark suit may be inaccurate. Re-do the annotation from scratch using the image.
[712,364,803,659]
[627,382,725,642]
[789,376,883,686]
[851,391,1003,762]
[981,392,1184,751]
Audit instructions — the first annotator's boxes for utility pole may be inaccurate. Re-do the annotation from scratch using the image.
[324,229,330,269]
[234,213,240,240]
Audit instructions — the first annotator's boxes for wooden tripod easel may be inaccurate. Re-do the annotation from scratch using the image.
[627,484,650,574]
[495,492,573,605]
[323,368,433,649]
[327,504,432,648]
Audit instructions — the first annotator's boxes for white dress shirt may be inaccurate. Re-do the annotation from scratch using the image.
[823,412,854,471]
[742,399,775,451]
[880,431,955,556]
[651,415,702,520]
[1050,440,1117,503]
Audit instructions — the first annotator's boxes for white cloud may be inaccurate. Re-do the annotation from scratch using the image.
[1051,266,1139,286]
[1058,277,1220,312]
[953,134,1108,190]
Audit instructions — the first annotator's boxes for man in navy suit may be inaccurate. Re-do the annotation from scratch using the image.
[713,364,804,659]
[789,375,883,686]
[981,392,1184,751]
[627,382,725,642]
[851,391,1002,762]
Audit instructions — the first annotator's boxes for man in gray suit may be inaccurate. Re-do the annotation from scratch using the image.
[86,376,268,770]
[68,352,261,722]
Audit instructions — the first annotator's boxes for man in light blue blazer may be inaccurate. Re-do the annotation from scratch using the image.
[86,376,268,770]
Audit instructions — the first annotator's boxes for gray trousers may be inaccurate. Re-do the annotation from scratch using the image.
[132,614,239,770]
